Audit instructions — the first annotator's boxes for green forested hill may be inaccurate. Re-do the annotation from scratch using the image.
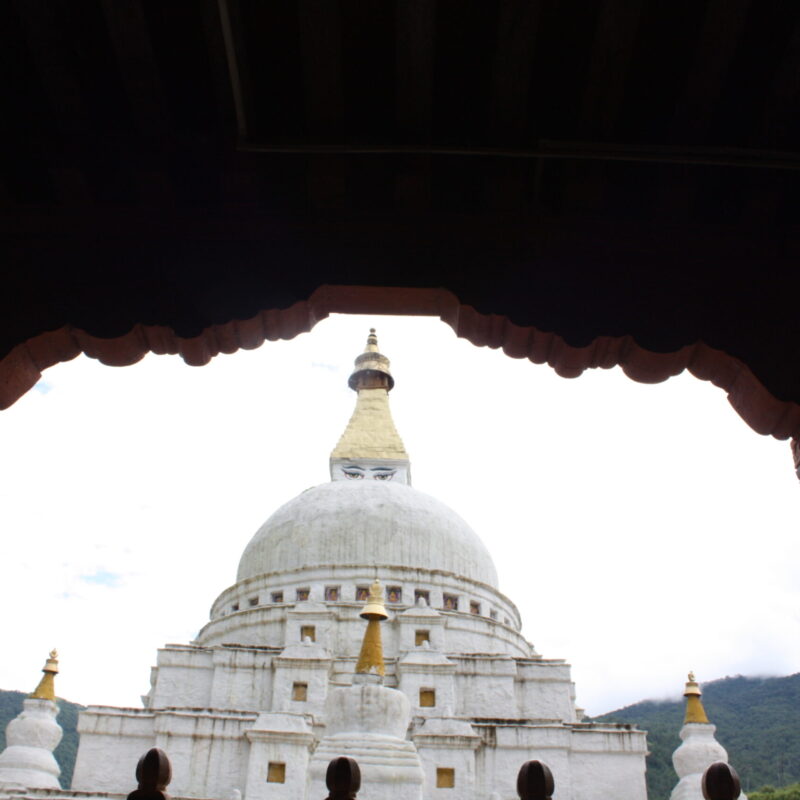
[0,689,84,788]
[593,674,800,800]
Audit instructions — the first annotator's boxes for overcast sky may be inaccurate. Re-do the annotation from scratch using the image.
[0,314,798,717]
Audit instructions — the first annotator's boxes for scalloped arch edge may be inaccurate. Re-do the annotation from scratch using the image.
[2,284,798,477]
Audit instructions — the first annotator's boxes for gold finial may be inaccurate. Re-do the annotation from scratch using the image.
[330,331,409,468]
[348,329,395,392]
[683,671,710,724]
[30,649,59,701]
[360,578,389,621]
[355,579,388,676]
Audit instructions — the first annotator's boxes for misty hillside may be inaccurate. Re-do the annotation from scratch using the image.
[593,674,800,800]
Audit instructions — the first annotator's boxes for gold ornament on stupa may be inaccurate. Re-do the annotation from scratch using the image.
[348,329,394,391]
[683,671,710,724]
[355,579,389,676]
[30,649,59,701]
[330,330,408,463]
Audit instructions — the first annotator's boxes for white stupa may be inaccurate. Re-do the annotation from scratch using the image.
[0,651,63,791]
[307,578,424,800]
[62,330,647,800]
[670,673,746,800]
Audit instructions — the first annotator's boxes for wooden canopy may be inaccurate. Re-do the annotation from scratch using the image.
[1,1,798,471]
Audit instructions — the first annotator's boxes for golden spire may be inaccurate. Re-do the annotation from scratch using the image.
[30,649,59,701]
[330,330,409,464]
[355,579,389,677]
[683,671,710,724]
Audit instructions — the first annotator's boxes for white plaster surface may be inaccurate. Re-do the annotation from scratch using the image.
[670,723,745,800]
[0,700,62,790]
[244,713,314,800]
[71,709,155,794]
[309,682,424,800]
[236,481,499,587]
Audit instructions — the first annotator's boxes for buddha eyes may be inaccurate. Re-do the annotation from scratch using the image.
[341,469,395,481]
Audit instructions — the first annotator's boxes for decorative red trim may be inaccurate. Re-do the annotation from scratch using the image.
[2,285,799,454]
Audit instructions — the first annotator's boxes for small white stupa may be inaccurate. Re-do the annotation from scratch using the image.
[0,651,63,790]
[308,579,424,800]
[670,673,745,800]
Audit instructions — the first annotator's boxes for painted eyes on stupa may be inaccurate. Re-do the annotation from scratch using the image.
[341,468,396,481]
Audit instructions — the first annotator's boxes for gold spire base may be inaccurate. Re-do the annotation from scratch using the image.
[31,672,56,701]
[684,694,710,724]
[355,619,386,677]
[683,672,710,724]
[330,389,408,461]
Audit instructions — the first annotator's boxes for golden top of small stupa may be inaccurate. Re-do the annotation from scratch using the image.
[683,671,710,724]
[30,649,59,701]
[360,579,389,621]
[355,580,388,677]
[330,330,409,463]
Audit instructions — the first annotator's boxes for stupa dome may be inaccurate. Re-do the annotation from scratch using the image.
[236,480,499,588]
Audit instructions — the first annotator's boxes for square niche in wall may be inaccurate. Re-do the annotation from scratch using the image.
[267,763,286,783]
[300,625,316,642]
[271,591,284,603]
[414,589,430,604]
[325,585,340,601]
[443,593,458,611]
[356,586,369,601]
[415,630,430,646]
[470,601,481,615]
[420,688,436,707]
[386,585,402,603]
[296,588,310,601]
[292,682,308,701]
[436,767,455,788]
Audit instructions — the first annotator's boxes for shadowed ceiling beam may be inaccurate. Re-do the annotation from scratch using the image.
[297,0,345,209]
[567,0,644,217]
[669,0,752,140]
[297,0,344,135]
[200,0,239,136]
[99,0,169,139]
[489,0,539,143]
[486,0,539,211]
[11,0,91,137]
[579,0,643,139]
[239,140,800,171]
[742,16,800,224]
[217,0,250,139]
[395,0,435,210]
[760,16,800,148]
[396,0,435,140]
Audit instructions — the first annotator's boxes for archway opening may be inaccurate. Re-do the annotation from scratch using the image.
[1,314,796,721]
